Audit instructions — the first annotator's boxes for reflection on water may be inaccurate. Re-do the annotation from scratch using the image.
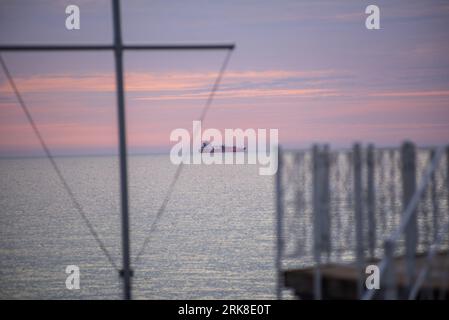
[0,155,275,299]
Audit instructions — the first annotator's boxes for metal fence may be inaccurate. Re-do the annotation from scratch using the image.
[276,142,449,299]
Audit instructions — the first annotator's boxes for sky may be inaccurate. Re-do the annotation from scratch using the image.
[0,0,448,156]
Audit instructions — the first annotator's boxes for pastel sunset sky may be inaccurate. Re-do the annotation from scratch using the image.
[0,0,448,156]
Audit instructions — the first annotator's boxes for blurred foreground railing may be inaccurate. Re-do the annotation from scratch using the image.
[275,142,449,300]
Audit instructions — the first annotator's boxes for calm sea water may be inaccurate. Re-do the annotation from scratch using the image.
[0,155,276,299]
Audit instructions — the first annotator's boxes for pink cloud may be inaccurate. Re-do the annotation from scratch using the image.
[0,69,340,96]
[1,68,448,153]
[368,90,449,98]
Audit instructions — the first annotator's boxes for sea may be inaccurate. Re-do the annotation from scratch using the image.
[0,155,276,299]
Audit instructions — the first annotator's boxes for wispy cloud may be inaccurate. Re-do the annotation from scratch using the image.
[134,88,339,101]
[0,69,343,100]
[368,90,449,98]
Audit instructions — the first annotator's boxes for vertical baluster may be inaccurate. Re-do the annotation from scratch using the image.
[445,146,449,270]
[440,147,449,299]
[312,145,322,299]
[390,150,397,233]
[367,144,376,259]
[383,239,397,299]
[275,146,284,299]
[322,145,331,261]
[378,150,387,236]
[401,141,417,293]
[335,153,344,262]
[354,143,364,298]
[294,152,305,256]
[430,149,438,243]
[345,151,353,250]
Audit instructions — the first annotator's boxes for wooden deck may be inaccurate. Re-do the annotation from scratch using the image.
[283,251,449,299]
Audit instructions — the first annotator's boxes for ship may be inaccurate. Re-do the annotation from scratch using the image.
[200,141,247,154]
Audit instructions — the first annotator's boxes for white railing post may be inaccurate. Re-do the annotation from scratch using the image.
[446,147,449,221]
[312,145,322,299]
[353,143,365,298]
[275,146,284,300]
[401,141,417,291]
[430,149,438,244]
[322,145,331,259]
[383,239,397,299]
[367,144,376,260]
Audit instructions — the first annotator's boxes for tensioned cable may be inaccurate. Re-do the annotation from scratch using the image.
[133,49,233,266]
[0,54,119,271]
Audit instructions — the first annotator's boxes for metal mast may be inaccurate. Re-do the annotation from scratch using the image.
[0,0,234,300]
[111,0,132,300]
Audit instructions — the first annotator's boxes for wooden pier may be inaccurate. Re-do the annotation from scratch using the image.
[283,251,449,299]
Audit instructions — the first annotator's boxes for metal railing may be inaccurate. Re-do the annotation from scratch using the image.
[275,142,449,300]
[363,145,449,299]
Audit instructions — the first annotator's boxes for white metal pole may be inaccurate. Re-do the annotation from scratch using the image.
[275,146,284,299]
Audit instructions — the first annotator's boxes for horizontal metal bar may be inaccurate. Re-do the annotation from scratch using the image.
[0,45,114,51]
[125,44,235,50]
[0,44,235,51]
